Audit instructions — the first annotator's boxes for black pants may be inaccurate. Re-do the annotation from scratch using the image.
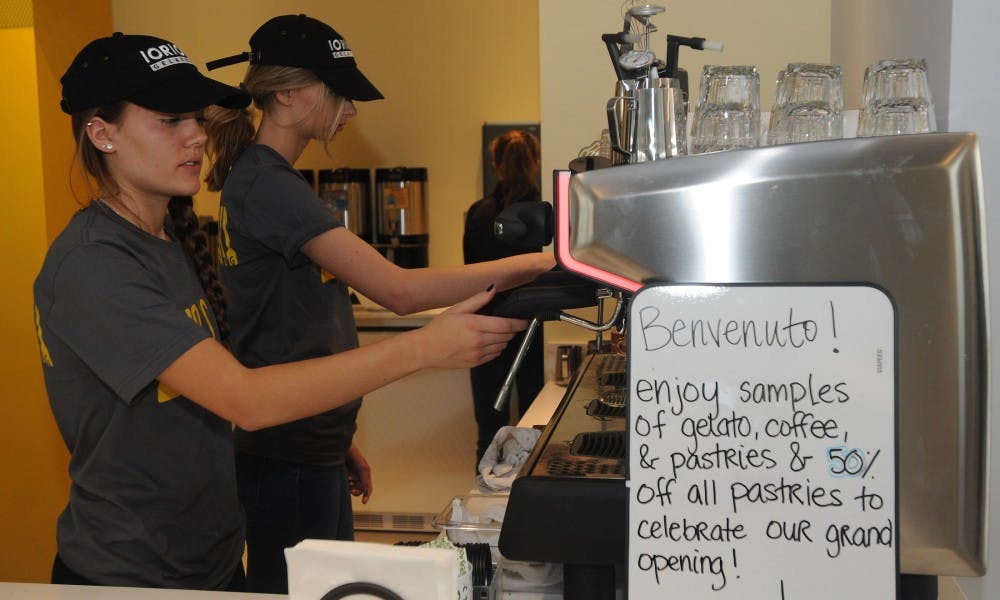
[51,554,246,591]
[236,453,355,594]
[470,328,544,465]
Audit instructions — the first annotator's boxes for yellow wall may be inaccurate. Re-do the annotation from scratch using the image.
[0,0,111,583]
[34,0,110,241]
[0,25,58,583]
[113,1,542,268]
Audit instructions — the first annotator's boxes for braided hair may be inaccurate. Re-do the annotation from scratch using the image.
[167,197,230,341]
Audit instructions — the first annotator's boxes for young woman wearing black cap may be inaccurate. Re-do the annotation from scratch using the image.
[204,14,554,594]
[36,31,534,591]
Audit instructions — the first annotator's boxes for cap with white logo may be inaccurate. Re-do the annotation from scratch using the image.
[207,14,384,102]
[60,32,250,115]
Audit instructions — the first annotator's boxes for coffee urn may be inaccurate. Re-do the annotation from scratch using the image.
[375,167,429,268]
[318,168,372,242]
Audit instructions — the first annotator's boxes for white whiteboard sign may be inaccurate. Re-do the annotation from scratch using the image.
[628,285,897,599]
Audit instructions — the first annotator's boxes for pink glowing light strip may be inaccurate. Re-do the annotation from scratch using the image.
[554,170,642,293]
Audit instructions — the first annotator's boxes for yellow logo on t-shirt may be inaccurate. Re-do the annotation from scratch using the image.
[159,299,217,404]
[217,205,239,267]
[157,381,180,403]
[184,298,217,340]
[34,304,54,367]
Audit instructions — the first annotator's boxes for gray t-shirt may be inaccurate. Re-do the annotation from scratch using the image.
[219,144,361,466]
[33,202,243,589]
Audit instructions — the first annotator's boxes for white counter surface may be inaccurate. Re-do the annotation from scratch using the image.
[517,380,566,428]
[0,582,280,599]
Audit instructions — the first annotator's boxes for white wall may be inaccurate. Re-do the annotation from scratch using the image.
[831,0,953,126]
[948,2,1000,598]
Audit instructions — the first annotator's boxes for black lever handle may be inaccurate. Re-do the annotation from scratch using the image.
[602,32,628,82]
[479,270,598,320]
[493,201,553,249]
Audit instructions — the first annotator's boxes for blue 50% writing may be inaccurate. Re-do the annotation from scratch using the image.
[825,447,880,478]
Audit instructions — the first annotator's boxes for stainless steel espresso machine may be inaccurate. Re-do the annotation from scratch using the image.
[494,133,988,600]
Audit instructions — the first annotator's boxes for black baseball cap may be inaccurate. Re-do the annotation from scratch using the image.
[207,14,384,102]
[60,32,251,115]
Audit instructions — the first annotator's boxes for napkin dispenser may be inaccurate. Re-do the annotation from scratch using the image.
[285,539,458,600]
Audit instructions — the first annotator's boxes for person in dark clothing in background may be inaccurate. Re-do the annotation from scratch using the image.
[463,130,546,464]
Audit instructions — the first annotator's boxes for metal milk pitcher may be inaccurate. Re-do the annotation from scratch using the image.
[633,77,687,162]
[606,79,639,166]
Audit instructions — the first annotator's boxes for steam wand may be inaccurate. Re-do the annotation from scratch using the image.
[664,34,724,79]
[493,317,542,411]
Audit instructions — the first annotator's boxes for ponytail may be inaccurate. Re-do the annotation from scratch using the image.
[204,105,256,192]
[205,64,333,191]
[168,196,230,341]
[490,130,541,207]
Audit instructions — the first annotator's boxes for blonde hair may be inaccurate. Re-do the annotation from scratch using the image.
[205,65,348,191]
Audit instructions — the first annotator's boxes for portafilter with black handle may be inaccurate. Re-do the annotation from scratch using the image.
[479,202,625,411]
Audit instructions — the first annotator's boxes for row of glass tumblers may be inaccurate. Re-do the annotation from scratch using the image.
[689,58,936,154]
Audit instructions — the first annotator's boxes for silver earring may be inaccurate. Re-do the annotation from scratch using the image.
[102,144,113,150]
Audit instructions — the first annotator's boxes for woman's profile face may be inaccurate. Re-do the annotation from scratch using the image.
[294,82,356,141]
[331,97,357,138]
[99,103,208,202]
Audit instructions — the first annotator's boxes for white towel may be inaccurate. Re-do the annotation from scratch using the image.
[477,426,541,491]
[285,539,458,599]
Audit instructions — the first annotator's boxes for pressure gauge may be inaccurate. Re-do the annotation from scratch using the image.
[619,49,655,70]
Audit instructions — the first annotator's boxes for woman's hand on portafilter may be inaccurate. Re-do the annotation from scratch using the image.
[415,286,528,369]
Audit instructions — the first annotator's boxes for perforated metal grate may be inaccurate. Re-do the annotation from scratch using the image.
[595,353,628,387]
[598,386,627,407]
[586,397,627,419]
[544,456,625,477]
[353,510,436,532]
[570,430,627,459]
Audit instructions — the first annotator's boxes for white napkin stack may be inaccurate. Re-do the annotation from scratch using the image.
[285,539,458,599]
